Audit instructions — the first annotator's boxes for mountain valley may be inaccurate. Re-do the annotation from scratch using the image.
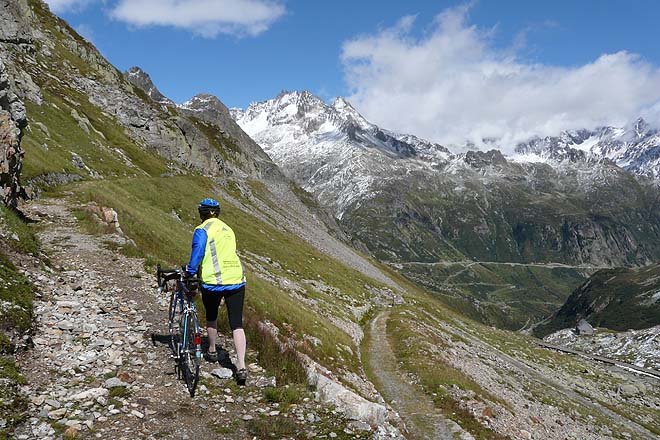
[232,90,660,330]
[0,1,658,439]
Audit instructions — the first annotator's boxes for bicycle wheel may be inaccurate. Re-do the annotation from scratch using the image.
[167,282,180,356]
[179,309,201,397]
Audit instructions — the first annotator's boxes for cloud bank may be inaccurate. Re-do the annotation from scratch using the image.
[45,0,284,37]
[45,0,99,13]
[110,0,285,37]
[341,6,660,150]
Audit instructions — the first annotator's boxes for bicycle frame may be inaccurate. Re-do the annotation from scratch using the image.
[157,265,202,396]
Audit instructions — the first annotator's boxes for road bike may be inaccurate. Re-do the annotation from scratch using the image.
[156,265,202,397]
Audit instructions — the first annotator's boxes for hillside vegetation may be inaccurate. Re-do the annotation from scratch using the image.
[536,263,660,336]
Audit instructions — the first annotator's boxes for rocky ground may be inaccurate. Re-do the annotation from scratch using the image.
[12,199,374,439]
[415,309,660,440]
[545,327,660,371]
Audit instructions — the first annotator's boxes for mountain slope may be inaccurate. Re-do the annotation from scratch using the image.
[535,263,660,336]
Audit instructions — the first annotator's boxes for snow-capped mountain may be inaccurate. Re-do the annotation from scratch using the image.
[230,91,660,271]
[231,90,451,215]
[513,118,660,179]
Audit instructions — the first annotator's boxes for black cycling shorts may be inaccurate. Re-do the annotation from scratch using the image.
[201,285,245,331]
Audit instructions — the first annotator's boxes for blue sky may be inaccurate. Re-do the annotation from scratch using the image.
[47,0,660,145]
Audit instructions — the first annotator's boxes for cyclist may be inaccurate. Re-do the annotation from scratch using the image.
[186,198,248,385]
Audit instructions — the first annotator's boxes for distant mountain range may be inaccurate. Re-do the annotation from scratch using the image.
[229,90,660,264]
[228,90,660,329]
[512,118,660,180]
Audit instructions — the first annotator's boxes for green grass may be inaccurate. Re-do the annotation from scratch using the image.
[386,307,510,440]
[61,175,382,375]
[0,247,33,438]
[0,357,28,439]
[0,252,33,334]
[263,386,302,406]
[0,206,40,255]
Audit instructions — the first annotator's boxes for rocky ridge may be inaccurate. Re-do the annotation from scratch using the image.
[232,90,451,217]
[124,67,174,106]
[513,118,660,179]
[0,57,27,209]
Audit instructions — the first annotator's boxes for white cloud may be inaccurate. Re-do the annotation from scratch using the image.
[44,0,99,13]
[109,0,285,38]
[75,23,95,42]
[341,5,660,150]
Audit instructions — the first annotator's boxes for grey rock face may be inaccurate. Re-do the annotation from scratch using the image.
[0,0,33,44]
[124,66,174,106]
[0,58,26,208]
[178,93,284,180]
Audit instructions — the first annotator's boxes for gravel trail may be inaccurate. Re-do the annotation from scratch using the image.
[365,311,466,440]
[13,199,357,439]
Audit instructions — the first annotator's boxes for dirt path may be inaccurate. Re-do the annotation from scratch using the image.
[365,311,465,440]
[12,199,353,440]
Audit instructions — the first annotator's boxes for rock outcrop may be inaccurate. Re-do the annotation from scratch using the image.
[0,58,26,209]
[0,0,33,45]
[124,66,174,106]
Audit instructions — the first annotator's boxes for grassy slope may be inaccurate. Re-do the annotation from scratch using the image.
[56,175,381,377]
[375,291,660,439]
[0,208,35,438]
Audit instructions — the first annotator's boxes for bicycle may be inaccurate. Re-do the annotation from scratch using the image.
[156,265,202,397]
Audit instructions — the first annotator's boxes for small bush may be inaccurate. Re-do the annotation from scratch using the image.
[263,386,301,405]
[0,205,39,255]
[108,386,130,398]
[246,416,299,438]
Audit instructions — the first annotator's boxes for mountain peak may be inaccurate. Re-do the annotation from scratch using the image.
[180,93,223,109]
[178,93,232,121]
[633,117,652,138]
[123,66,173,106]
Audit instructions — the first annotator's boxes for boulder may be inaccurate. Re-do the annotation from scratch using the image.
[576,319,594,336]
[211,368,234,379]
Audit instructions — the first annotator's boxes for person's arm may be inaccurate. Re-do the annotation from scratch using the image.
[186,228,207,276]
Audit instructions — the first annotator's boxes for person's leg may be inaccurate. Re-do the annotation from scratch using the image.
[232,329,247,370]
[201,288,221,354]
[224,286,246,369]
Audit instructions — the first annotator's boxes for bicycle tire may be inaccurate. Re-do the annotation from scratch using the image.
[167,282,180,356]
[179,310,201,397]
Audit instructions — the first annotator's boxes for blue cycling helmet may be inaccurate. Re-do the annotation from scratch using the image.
[198,198,220,217]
